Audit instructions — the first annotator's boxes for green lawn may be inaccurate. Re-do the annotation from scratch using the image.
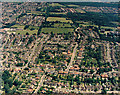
[41,28,74,33]
[47,17,73,23]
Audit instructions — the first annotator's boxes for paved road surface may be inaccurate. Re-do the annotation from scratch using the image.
[34,75,45,93]
[66,43,78,72]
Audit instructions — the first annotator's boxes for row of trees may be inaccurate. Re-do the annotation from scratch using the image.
[2,70,22,94]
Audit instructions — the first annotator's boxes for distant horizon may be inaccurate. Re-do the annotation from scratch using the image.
[0,0,119,2]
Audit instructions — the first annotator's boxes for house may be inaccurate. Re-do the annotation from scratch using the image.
[27,89,33,93]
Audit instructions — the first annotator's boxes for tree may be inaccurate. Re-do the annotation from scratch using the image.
[101,88,107,94]
[2,70,11,80]
[4,83,10,93]
[26,32,29,35]
[24,25,29,30]
[21,84,26,88]
[90,69,94,74]
[94,88,98,92]
[13,79,22,86]
[7,79,13,87]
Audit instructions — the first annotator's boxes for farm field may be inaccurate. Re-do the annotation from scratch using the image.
[8,29,38,35]
[49,3,65,7]
[75,8,86,13]
[47,17,73,23]
[53,23,72,28]
[41,28,74,33]
[11,24,25,29]
[67,4,80,7]
[29,11,45,15]
[10,24,39,34]
[101,26,116,30]
[49,12,66,15]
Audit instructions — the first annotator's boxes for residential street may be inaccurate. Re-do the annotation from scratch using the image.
[66,43,78,72]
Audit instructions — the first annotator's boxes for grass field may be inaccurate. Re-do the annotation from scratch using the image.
[49,12,66,15]
[75,8,86,13]
[53,23,72,28]
[47,17,73,23]
[8,29,38,35]
[41,28,74,33]
[29,11,45,15]
[49,3,65,7]
[76,21,89,24]
[101,26,116,30]
[11,24,25,29]
[67,4,80,7]
[10,24,39,35]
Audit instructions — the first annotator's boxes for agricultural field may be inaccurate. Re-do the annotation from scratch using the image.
[41,28,74,33]
[10,24,39,35]
[8,29,38,35]
[49,3,65,7]
[67,4,80,7]
[47,17,73,23]
[49,12,66,15]
[11,24,25,29]
[101,26,116,30]
[29,11,45,15]
[53,23,72,28]
[75,8,86,13]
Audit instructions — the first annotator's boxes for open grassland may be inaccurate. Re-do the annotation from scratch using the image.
[67,4,80,7]
[8,29,38,35]
[49,12,66,15]
[75,21,98,27]
[75,8,86,13]
[79,24,98,27]
[10,24,39,35]
[49,3,65,7]
[53,23,72,28]
[101,26,116,30]
[28,11,45,15]
[11,24,25,29]
[76,21,89,24]
[47,17,73,23]
[11,24,39,30]
[41,28,74,33]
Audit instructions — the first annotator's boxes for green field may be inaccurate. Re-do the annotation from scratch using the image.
[8,29,38,35]
[10,24,39,35]
[53,23,72,28]
[67,4,80,7]
[41,28,74,33]
[49,12,66,15]
[29,11,45,15]
[101,26,116,31]
[11,24,25,29]
[49,3,65,7]
[75,8,86,13]
[47,17,73,23]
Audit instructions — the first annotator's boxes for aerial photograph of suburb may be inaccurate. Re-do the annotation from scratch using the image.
[0,0,120,94]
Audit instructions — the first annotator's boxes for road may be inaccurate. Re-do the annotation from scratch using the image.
[111,47,118,67]
[32,34,50,62]
[65,43,78,72]
[34,75,45,94]
[106,43,112,64]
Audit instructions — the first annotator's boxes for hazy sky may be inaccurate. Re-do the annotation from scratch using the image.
[0,0,119,2]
